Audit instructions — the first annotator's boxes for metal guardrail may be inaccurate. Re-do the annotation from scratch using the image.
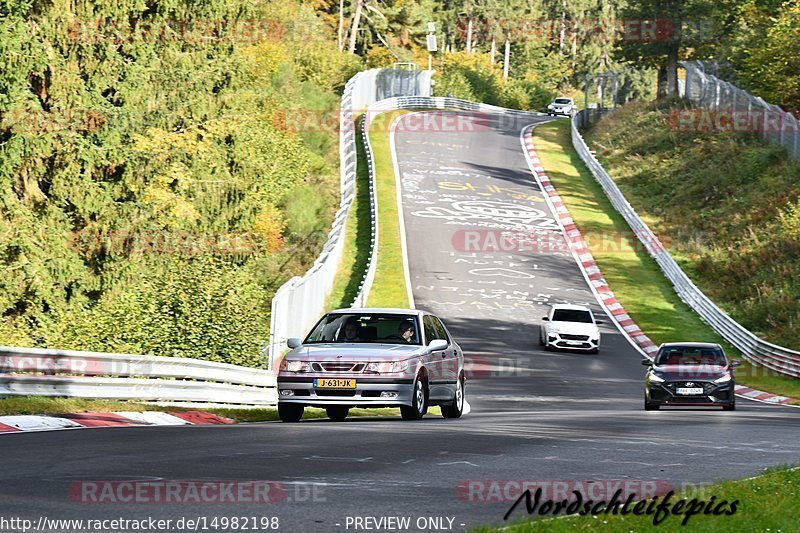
[682,61,800,164]
[571,110,800,377]
[0,346,277,406]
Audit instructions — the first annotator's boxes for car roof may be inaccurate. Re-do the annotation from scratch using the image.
[328,308,425,316]
[550,304,591,311]
[659,342,722,349]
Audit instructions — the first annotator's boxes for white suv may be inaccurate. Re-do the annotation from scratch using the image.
[547,97,578,117]
[539,304,601,353]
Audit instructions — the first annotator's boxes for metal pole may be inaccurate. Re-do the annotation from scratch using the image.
[685,67,692,100]
[600,76,605,111]
[583,75,590,128]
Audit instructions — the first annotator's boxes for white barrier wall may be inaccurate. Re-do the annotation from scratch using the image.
[266,69,434,368]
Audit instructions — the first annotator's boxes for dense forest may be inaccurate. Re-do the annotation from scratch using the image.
[1,0,797,363]
[0,0,358,364]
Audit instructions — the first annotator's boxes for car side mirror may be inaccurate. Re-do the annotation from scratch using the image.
[427,339,448,352]
[542,317,549,321]
[641,359,653,366]
[287,338,302,349]
[730,360,742,367]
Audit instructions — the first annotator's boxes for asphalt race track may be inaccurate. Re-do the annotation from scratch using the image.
[1,110,799,532]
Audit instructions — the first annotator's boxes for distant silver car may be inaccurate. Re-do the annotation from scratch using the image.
[547,97,578,117]
[277,308,465,422]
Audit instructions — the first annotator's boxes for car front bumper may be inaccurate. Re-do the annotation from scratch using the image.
[277,376,415,407]
[646,381,735,406]
[545,334,599,351]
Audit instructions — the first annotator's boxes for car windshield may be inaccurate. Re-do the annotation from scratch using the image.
[552,309,593,323]
[554,98,571,104]
[655,346,727,366]
[304,313,421,345]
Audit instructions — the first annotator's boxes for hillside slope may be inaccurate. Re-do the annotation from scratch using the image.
[585,99,800,348]
[0,0,358,365]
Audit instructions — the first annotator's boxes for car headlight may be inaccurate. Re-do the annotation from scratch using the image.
[548,104,554,109]
[713,373,732,383]
[366,361,409,374]
[648,372,665,383]
[280,359,310,372]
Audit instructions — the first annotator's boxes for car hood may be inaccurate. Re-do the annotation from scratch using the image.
[286,343,425,362]
[546,321,599,335]
[652,365,729,381]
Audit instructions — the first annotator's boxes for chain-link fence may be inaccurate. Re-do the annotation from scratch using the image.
[682,60,800,164]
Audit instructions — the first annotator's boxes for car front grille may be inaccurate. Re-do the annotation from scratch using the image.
[311,362,365,373]
[665,382,717,394]
[560,334,590,341]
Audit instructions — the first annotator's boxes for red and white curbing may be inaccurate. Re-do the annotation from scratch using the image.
[521,126,799,408]
[0,411,232,434]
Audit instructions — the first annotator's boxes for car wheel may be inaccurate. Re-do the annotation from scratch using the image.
[278,403,304,422]
[723,402,736,411]
[326,406,349,421]
[441,374,465,419]
[644,399,660,411]
[401,374,428,420]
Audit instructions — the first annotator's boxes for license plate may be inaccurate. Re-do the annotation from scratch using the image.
[565,341,583,346]
[314,378,356,389]
[676,387,704,395]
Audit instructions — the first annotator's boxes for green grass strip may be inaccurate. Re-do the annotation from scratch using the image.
[327,119,373,310]
[365,111,412,309]
[532,120,800,402]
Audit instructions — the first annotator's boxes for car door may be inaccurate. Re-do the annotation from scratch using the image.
[422,315,446,400]
[432,315,460,398]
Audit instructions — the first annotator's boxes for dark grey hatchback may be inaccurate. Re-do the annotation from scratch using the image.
[643,342,741,410]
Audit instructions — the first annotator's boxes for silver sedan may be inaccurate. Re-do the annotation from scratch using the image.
[277,308,465,422]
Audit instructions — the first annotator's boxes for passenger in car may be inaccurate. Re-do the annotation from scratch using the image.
[342,318,362,342]
[398,321,416,343]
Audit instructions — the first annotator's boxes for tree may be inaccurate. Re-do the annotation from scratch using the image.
[615,0,719,98]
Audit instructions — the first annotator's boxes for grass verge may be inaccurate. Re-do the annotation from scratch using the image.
[532,120,800,402]
[476,465,800,532]
[365,111,412,308]
[327,118,373,310]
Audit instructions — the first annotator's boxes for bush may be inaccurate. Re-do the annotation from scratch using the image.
[498,78,556,111]
[435,52,501,104]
